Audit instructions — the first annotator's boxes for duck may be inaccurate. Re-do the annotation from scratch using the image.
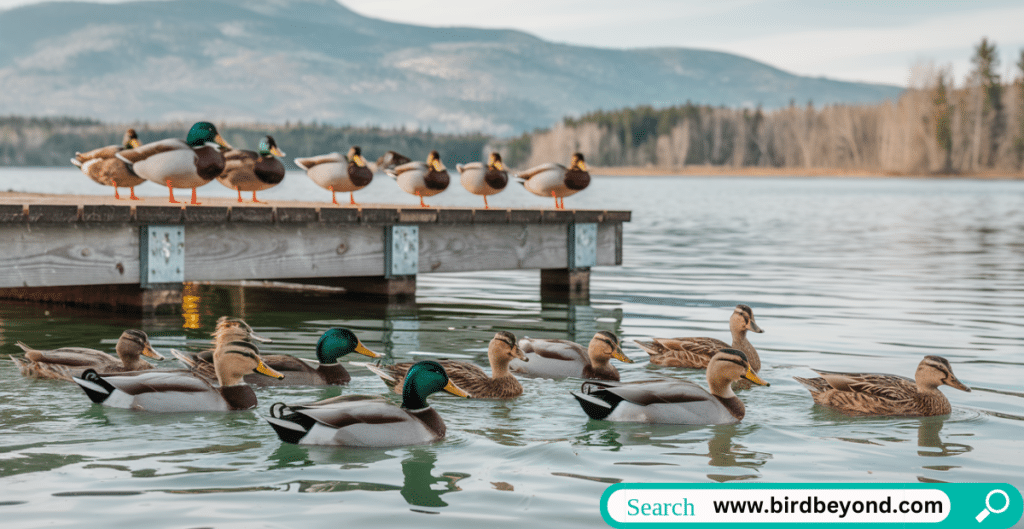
[295,145,374,206]
[793,355,971,417]
[216,135,286,203]
[517,152,590,209]
[364,331,528,399]
[635,304,764,373]
[572,349,769,425]
[509,331,633,381]
[457,152,509,209]
[11,329,165,382]
[377,150,449,207]
[116,121,232,205]
[263,360,469,447]
[174,322,381,386]
[72,341,284,412]
[71,128,145,200]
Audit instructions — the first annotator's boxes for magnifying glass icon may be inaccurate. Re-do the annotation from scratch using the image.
[976,489,1010,522]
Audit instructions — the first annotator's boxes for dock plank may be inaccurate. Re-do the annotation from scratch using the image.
[0,225,140,287]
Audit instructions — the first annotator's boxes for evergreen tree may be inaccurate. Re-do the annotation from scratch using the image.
[970,38,1005,167]
[933,69,954,173]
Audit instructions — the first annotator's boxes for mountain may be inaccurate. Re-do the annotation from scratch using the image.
[0,0,902,135]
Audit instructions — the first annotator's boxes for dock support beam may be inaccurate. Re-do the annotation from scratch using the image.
[541,223,597,300]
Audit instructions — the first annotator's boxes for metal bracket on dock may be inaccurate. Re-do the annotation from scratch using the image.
[140,225,184,288]
[385,225,419,278]
[568,223,597,270]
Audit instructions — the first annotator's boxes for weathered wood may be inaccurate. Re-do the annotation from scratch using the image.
[0,224,140,287]
[0,204,25,222]
[473,209,509,223]
[276,207,319,223]
[183,206,229,223]
[0,283,182,313]
[183,223,385,281]
[82,205,132,223]
[27,205,79,223]
[229,206,274,223]
[320,207,359,224]
[135,206,182,223]
[359,208,399,224]
[540,268,590,300]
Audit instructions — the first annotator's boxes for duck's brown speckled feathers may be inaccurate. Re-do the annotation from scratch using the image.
[219,148,285,190]
[511,330,632,381]
[794,355,971,417]
[635,304,764,373]
[12,329,162,382]
[368,331,527,399]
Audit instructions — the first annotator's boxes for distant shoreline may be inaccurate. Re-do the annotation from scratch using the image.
[593,165,1024,179]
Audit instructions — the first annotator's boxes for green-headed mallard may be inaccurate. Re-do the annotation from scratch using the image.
[72,341,284,412]
[71,128,144,200]
[635,305,764,374]
[517,152,590,209]
[572,349,769,424]
[263,360,469,447]
[794,355,971,416]
[11,329,164,382]
[457,152,508,209]
[509,331,633,381]
[175,322,380,386]
[116,121,232,205]
[365,331,527,399]
[378,150,449,207]
[295,146,374,205]
[216,135,286,203]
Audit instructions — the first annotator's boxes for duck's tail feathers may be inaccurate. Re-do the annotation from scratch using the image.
[294,159,310,171]
[360,362,400,390]
[114,152,133,166]
[571,390,614,420]
[169,349,199,371]
[264,402,315,444]
[71,157,83,167]
[633,340,660,356]
[73,369,115,404]
[793,376,828,394]
[14,341,34,353]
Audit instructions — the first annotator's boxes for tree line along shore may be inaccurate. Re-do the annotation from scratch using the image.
[3,40,1022,179]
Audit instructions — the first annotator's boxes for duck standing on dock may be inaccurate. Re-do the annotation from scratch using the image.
[71,128,145,200]
[457,152,509,209]
[216,135,286,203]
[794,355,971,416]
[295,146,374,206]
[518,152,590,209]
[116,121,232,205]
[377,150,449,207]
[572,349,769,425]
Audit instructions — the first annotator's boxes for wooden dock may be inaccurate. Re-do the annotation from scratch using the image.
[0,194,630,312]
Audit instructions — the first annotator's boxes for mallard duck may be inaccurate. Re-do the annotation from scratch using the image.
[11,329,164,382]
[517,152,590,209]
[793,355,971,416]
[263,360,469,447]
[116,121,232,205]
[364,331,527,399]
[216,135,286,203]
[635,305,764,374]
[378,150,449,207]
[72,341,284,412]
[572,349,769,424]
[457,152,508,209]
[71,128,144,200]
[509,331,633,381]
[295,146,374,205]
[176,321,385,382]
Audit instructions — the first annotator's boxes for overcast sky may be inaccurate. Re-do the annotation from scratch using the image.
[2,0,1022,87]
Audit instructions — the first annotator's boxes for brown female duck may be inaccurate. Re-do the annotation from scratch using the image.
[216,135,286,203]
[794,355,971,416]
[12,329,164,381]
[365,331,528,399]
[635,304,764,373]
[71,128,144,200]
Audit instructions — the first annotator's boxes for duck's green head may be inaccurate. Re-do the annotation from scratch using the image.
[316,328,381,365]
[258,135,286,158]
[186,121,232,150]
[402,360,469,409]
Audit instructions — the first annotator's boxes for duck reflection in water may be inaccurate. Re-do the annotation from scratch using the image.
[916,416,972,458]
[400,449,469,508]
[702,424,769,482]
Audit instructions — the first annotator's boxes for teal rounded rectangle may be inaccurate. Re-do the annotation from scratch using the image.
[600,483,1022,528]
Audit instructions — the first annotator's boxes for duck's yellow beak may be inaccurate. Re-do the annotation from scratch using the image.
[744,367,769,387]
[493,160,504,171]
[354,154,367,167]
[215,134,233,150]
[255,360,285,379]
[576,160,588,171]
[612,347,634,364]
[129,138,142,149]
[142,344,165,361]
[355,341,382,358]
[444,379,470,398]
[270,145,286,157]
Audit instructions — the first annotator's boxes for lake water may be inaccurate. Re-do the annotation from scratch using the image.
[1,169,1023,528]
